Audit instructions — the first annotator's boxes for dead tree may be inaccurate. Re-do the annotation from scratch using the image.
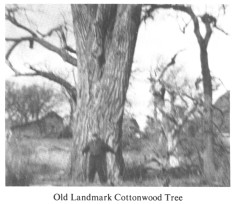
[144,4,228,182]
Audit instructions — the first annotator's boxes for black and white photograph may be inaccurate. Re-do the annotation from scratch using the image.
[2,1,234,203]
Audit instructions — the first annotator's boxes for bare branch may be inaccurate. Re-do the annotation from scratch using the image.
[214,25,228,35]
[180,18,192,34]
[146,4,204,44]
[5,40,22,60]
[6,37,77,66]
[155,50,184,82]
[64,45,77,54]
[217,4,227,17]
[28,65,77,103]
[36,25,62,38]
[5,60,20,75]
[141,5,155,23]
[6,10,37,36]
[178,94,189,108]
[5,60,77,103]
[147,4,228,47]
[6,8,77,66]
[33,37,77,66]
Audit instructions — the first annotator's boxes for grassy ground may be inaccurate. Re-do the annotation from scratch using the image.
[6,137,71,186]
[5,137,228,186]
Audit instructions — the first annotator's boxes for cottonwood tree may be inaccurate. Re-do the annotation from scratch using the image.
[70,5,141,184]
[5,5,141,184]
[144,4,228,183]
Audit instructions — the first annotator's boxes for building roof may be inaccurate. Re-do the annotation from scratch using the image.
[11,111,63,130]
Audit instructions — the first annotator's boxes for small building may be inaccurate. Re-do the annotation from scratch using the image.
[11,112,64,139]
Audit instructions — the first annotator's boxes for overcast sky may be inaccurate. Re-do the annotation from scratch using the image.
[5,4,234,130]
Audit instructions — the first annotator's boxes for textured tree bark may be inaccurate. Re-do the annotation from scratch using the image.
[70,5,141,184]
[199,45,216,182]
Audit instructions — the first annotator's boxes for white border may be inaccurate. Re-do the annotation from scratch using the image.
[1,1,234,204]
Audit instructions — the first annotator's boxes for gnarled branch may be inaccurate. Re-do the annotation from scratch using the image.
[5,60,77,103]
[6,7,77,66]
[6,36,77,66]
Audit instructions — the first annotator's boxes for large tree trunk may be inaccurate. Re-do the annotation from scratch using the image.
[69,5,141,184]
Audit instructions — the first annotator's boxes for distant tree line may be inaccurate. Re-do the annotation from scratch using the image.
[5,81,65,126]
